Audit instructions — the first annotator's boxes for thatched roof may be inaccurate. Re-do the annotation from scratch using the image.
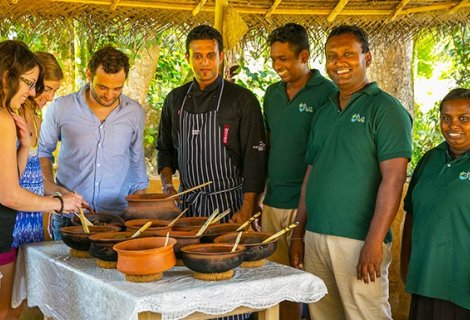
[1,0,469,47]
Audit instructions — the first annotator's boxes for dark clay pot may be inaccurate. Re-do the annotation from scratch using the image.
[200,223,242,243]
[60,225,121,252]
[172,217,208,232]
[123,193,181,221]
[214,231,277,262]
[180,243,245,274]
[71,213,125,230]
[155,230,202,259]
[124,219,172,233]
[88,231,157,261]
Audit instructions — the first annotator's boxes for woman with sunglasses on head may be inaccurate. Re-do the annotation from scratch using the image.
[0,40,83,320]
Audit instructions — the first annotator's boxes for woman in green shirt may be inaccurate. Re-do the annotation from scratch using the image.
[401,88,470,320]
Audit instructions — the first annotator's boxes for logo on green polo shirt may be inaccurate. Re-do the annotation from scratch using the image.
[299,103,313,113]
[459,171,470,181]
[351,114,365,123]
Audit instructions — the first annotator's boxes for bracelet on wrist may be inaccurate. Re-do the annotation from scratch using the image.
[52,195,64,213]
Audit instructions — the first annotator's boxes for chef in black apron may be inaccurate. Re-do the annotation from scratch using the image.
[157,25,266,229]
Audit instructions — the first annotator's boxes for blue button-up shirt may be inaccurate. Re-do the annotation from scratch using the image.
[38,84,149,214]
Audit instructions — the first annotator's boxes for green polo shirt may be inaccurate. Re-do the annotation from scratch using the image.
[305,82,412,242]
[263,70,336,208]
[404,143,470,310]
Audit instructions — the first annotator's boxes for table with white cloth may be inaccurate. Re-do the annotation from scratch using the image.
[12,241,327,320]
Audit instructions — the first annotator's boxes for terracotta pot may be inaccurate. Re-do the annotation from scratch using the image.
[172,217,208,232]
[88,231,157,262]
[71,213,125,230]
[60,225,121,252]
[113,237,177,276]
[214,231,277,262]
[124,219,172,233]
[123,193,181,220]
[180,243,245,274]
[154,230,201,259]
[200,223,242,243]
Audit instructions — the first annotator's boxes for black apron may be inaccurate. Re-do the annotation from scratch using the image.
[178,81,243,222]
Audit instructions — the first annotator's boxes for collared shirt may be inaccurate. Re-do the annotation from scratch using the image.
[263,69,337,208]
[404,142,470,310]
[156,76,267,193]
[38,84,149,214]
[305,82,412,242]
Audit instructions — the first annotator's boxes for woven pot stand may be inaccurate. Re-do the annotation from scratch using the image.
[241,259,266,268]
[193,269,234,281]
[125,273,163,283]
[96,259,117,269]
[70,248,92,258]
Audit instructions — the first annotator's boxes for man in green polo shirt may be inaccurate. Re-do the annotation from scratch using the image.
[261,23,336,320]
[290,25,412,319]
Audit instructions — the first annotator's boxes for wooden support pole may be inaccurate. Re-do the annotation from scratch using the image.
[449,0,469,14]
[192,0,208,16]
[110,0,120,10]
[265,0,282,18]
[390,0,410,21]
[327,0,349,22]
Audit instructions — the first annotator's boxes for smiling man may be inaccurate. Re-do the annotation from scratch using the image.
[261,23,336,320]
[157,25,266,236]
[39,46,149,239]
[290,25,412,319]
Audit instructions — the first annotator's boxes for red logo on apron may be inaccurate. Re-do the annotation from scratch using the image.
[223,125,230,145]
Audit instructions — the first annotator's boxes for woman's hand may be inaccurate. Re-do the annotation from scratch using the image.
[11,112,32,148]
[61,193,84,213]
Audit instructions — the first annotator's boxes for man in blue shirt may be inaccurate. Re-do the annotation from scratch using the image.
[39,46,148,239]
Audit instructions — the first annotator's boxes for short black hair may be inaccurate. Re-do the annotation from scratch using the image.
[88,45,130,78]
[439,88,470,111]
[268,23,310,56]
[185,25,224,54]
[326,25,370,53]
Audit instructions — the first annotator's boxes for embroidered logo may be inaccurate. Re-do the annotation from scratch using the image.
[222,125,230,145]
[459,171,470,181]
[299,103,313,113]
[192,129,200,135]
[253,141,266,151]
[351,114,365,123]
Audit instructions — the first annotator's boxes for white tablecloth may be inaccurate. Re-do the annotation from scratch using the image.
[12,241,326,320]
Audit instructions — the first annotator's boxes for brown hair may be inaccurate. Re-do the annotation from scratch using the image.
[35,51,63,82]
[0,40,44,112]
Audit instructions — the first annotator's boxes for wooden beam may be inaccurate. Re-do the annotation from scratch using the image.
[265,0,282,18]
[10,0,18,3]
[390,0,410,21]
[192,0,208,16]
[47,0,470,17]
[214,0,226,33]
[327,0,349,22]
[449,0,469,14]
[110,0,120,10]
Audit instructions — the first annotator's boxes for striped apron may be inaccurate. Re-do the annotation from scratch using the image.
[178,81,244,223]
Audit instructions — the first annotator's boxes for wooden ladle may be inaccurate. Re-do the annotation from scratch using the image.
[166,181,213,200]
[130,221,153,238]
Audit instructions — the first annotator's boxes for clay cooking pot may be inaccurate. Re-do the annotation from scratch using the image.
[123,193,181,220]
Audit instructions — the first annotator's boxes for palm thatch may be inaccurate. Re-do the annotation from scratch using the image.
[1,1,468,47]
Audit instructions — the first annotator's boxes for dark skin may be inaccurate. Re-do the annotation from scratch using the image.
[401,97,470,283]
[290,33,408,284]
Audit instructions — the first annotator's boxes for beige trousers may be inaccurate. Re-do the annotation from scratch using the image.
[261,205,297,266]
[304,231,392,320]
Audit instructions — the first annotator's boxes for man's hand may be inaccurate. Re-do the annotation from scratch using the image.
[230,205,252,225]
[356,241,383,284]
[289,238,304,269]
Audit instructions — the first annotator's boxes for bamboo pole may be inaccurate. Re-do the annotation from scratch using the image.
[192,0,208,16]
[265,0,282,18]
[391,0,411,21]
[327,0,349,22]
[110,0,120,10]
[47,0,470,16]
[449,0,469,14]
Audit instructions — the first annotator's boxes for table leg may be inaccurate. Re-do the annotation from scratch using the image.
[257,304,279,320]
